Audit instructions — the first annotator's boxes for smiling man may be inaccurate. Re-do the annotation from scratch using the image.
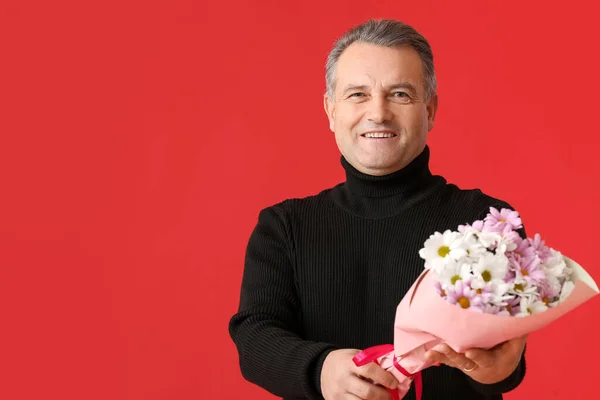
[324,43,436,178]
[229,19,527,400]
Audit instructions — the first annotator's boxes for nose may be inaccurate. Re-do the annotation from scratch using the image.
[366,95,393,124]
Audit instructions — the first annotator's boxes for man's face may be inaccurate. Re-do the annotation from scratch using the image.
[324,42,438,176]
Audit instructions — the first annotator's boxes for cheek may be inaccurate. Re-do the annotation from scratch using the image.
[397,107,428,131]
[335,105,362,131]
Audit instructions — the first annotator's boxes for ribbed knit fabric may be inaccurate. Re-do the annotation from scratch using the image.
[229,146,526,399]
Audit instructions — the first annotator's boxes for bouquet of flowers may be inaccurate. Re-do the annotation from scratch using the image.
[420,207,574,317]
[353,208,599,400]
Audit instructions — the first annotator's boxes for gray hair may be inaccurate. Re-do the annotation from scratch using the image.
[325,19,437,100]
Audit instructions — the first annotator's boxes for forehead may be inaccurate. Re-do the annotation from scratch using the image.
[335,42,425,90]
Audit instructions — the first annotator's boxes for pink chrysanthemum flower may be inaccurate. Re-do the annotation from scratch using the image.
[483,207,523,233]
[445,280,484,312]
[514,255,546,285]
[528,233,553,263]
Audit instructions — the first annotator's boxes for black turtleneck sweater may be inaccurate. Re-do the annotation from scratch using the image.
[229,146,526,399]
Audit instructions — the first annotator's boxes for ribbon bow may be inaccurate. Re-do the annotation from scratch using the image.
[352,344,422,400]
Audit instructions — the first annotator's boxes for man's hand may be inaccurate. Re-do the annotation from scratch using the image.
[321,349,399,399]
[425,335,527,384]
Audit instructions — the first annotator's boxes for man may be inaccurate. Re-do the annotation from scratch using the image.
[229,19,527,400]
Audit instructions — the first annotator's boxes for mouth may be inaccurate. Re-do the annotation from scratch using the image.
[360,131,398,139]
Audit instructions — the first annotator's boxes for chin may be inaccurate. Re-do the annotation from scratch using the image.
[358,159,403,175]
[360,154,401,167]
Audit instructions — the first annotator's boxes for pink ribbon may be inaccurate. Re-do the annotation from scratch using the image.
[352,345,422,400]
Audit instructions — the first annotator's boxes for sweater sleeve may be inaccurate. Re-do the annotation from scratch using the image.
[228,205,338,399]
[466,201,528,395]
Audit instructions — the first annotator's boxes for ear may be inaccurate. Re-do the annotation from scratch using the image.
[426,93,438,132]
[323,94,335,132]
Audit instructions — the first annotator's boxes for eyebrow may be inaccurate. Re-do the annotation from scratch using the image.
[342,82,418,96]
[389,82,417,93]
[342,85,369,95]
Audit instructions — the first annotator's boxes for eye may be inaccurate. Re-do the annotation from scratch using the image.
[392,92,409,98]
[349,92,365,98]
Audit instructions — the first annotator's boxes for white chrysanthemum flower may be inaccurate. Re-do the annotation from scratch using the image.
[509,276,539,299]
[496,231,520,254]
[456,232,488,261]
[471,279,513,306]
[516,295,548,317]
[544,251,571,279]
[458,225,480,236]
[447,237,470,260]
[482,304,511,316]
[542,273,562,303]
[472,253,509,284]
[419,230,464,270]
[466,245,488,261]
[476,231,502,249]
[436,258,473,287]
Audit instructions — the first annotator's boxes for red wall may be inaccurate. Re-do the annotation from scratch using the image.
[1,1,599,399]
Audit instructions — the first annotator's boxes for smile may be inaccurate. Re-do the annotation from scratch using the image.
[361,132,397,138]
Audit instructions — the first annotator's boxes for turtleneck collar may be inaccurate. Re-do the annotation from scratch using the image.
[342,146,437,198]
[331,146,446,219]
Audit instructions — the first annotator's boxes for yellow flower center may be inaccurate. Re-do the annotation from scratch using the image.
[438,246,450,257]
[506,305,512,313]
[514,284,524,292]
[499,218,506,223]
[441,289,446,296]
[542,297,549,305]
[527,307,533,314]
[451,275,461,285]
[482,270,492,282]
[458,297,471,309]
[476,289,483,294]
[521,269,529,276]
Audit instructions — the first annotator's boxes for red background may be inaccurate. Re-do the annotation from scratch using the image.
[1,1,599,399]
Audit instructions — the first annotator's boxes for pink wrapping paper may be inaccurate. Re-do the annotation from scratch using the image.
[355,256,599,399]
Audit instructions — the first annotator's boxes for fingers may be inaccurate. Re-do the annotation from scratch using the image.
[508,334,528,352]
[466,334,527,368]
[494,335,527,355]
[422,336,529,384]
[354,362,398,390]
[464,347,496,368]
[425,348,448,366]
[426,344,477,372]
[347,375,393,400]
[344,394,364,400]
[440,345,478,371]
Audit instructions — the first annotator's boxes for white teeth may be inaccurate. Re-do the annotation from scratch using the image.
[363,132,395,138]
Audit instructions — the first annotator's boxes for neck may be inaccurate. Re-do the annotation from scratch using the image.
[332,146,446,218]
